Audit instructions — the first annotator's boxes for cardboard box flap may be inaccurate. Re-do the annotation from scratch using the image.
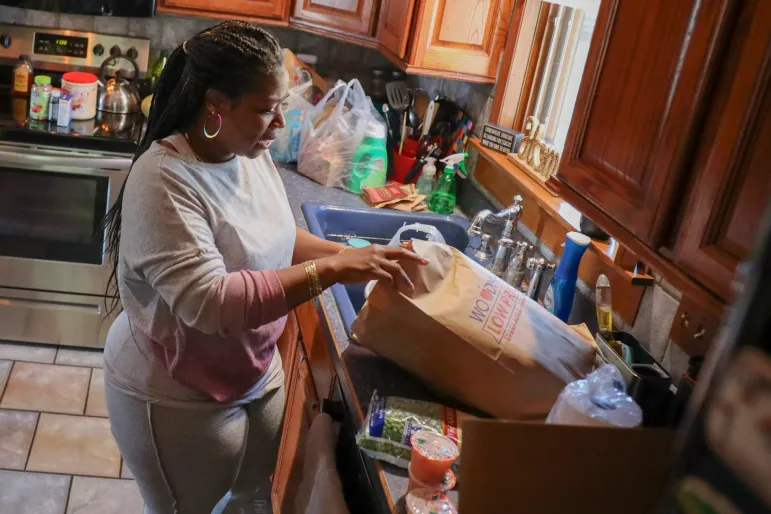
[459,419,676,514]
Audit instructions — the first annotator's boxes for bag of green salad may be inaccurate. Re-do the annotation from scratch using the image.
[356,391,470,468]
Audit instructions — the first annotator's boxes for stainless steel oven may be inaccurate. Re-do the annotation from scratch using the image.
[0,141,131,348]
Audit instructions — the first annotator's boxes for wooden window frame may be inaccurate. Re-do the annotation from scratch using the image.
[491,0,593,133]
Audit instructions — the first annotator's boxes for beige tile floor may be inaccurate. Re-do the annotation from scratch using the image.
[0,342,143,514]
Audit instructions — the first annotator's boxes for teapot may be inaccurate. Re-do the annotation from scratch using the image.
[97,54,141,114]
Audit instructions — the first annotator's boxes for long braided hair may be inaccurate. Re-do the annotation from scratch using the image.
[103,21,285,314]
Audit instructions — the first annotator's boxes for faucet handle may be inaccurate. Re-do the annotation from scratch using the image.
[511,195,523,207]
[473,233,494,261]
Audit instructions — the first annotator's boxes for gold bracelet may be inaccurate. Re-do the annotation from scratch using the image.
[304,261,323,297]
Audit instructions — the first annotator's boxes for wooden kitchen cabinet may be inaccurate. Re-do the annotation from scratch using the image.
[291,0,380,39]
[556,0,730,246]
[272,337,319,512]
[272,302,336,512]
[377,0,417,58]
[551,0,771,312]
[672,1,771,302]
[410,0,513,79]
[157,0,288,22]
[378,0,514,82]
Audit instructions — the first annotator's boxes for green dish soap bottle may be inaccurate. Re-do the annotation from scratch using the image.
[348,121,388,193]
[428,152,467,214]
[150,50,169,90]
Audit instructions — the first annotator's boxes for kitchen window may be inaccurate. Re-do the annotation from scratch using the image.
[495,0,601,152]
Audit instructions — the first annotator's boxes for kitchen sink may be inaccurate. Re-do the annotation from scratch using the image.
[301,203,472,336]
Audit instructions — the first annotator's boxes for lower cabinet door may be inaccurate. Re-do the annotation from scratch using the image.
[271,344,310,512]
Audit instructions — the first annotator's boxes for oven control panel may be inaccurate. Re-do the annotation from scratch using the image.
[34,33,89,58]
[0,23,150,74]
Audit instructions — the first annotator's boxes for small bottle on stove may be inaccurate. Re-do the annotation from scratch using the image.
[12,55,34,96]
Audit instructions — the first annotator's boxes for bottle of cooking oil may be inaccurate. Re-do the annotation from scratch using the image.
[596,274,623,355]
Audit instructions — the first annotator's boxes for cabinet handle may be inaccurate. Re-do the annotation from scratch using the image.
[299,355,307,364]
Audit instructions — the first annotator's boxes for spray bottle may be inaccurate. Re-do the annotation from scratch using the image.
[428,152,467,215]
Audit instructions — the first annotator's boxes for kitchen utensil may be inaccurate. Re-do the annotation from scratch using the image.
[381,103,394,140]
[386,81,410,111]
[412,89,430,121]
[399,110,408,154]
[97,54,141,114]
[422,100,436,138]
[406,97,419,133]
[403,142,438,184]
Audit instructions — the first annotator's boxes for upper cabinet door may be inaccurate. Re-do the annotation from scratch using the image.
[292,0,379,37]
[378,0,417,58]
[410,0,513,79]
[159,0,287,19]
[556,0,734,245]
[673,0,771,301]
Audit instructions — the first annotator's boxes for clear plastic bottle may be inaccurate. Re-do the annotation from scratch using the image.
[29,75,53,121]
[416,157,437,196]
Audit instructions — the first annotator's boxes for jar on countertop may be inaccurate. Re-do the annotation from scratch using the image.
[30,75,53,121]
[12,55,34,96]
[61,71,99,120]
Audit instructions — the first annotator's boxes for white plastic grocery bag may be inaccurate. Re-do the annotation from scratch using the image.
[270,81,313,164]
[298,79,385,191]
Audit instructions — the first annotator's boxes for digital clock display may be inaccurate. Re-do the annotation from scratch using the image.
[33,33,89,58]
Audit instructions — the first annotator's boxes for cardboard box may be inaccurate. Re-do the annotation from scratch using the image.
[459,420,676,513]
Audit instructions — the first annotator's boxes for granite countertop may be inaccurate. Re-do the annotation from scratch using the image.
[279,167,460,511]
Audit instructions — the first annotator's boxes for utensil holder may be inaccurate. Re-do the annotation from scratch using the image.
[392,150,419,184]
[596,331,673,427]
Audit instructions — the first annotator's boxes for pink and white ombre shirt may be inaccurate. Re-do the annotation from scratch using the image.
[104,133,296,406]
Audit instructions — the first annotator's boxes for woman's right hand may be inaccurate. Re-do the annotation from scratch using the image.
[316,245,429,293]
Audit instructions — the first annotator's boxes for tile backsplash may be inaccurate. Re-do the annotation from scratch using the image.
[0,7,392,83]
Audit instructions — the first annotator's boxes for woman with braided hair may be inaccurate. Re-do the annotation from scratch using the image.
[102,21,424,514]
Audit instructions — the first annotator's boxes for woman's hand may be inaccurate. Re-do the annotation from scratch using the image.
[316,245,428,293]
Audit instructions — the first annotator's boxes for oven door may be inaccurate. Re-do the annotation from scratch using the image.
[0,143,131,296]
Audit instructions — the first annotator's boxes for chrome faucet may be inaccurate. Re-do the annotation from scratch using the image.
[526,257,556,301]
[468,195,525,276]
[505,241,533,289]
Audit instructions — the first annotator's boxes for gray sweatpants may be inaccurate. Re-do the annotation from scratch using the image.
[105,382,285,514]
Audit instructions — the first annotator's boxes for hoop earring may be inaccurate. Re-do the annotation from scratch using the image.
[203,112,222,139]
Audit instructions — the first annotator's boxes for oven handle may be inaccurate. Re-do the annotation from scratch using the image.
[0,149,134,170]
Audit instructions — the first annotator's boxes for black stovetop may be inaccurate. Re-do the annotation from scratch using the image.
[1,85,143,155]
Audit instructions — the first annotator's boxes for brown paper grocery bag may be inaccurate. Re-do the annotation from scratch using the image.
[352,240,596,420]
